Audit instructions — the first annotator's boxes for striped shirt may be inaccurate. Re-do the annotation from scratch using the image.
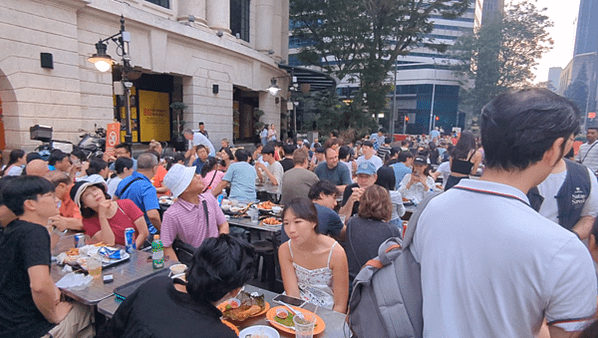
[578,140,598,174]
[160,193,226,248]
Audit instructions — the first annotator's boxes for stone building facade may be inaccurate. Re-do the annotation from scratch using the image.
[0,0,289,150]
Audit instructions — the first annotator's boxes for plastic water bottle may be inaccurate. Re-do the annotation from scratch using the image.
[151,235,164,269]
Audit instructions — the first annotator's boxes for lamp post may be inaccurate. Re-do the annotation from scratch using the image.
[88,15,133,143]
[428,58,437,135]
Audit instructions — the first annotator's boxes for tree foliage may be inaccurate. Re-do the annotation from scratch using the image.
[449,0,553,116]
[290,0,470,120]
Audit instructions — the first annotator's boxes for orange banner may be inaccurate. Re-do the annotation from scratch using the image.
[106,122,121,157]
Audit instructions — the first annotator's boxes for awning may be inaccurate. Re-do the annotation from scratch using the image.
[278,64,337,92]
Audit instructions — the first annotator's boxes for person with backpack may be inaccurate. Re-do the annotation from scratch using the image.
[278,198,349,313]
[411,89,597,337]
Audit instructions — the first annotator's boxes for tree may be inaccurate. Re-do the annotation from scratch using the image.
[449,0,553,117]
[564,63,589,117]
[290,0,470,122]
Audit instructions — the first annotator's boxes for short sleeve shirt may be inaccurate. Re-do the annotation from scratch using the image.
[356,155,384,170]
[222,162,257,202]
[0,220,55,338]
[411,179,597,337]
[264,161,284,195]
[578,140,598,174]
[115,171,160,234]
[314,162,352,186]
[161,193,226,248]
[192,133,216,156]
[82,199,144,245]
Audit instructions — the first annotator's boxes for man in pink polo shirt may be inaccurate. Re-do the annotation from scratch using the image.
[161,164,229,261]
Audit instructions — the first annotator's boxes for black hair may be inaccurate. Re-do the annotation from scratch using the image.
[114,157,134,174]
[70,148,87,162]
[221,147,234,161]
[86,159,107,176]
[338,146,351,161]
[0,176,18,206]
[315,146,325,154]
[282,198,319,234]
[2,176,55,216]
[165,152,186,171]
[115,143,132,155]
[451,131,476,160]
[199,122,204,126]
[398,151,414,162]
[26,152,42,163]
[1,149,25,176]
[186,234,256,303]
[48,150,68,166]
[375,166,396,191]
[71,182,110,219]
[262,145,275,155]
[283,144,295,155]
[200,157,219,177]
[308,180,338,200]
[481,89,580,171]
[384,136,392,144]
[234,149,250,162]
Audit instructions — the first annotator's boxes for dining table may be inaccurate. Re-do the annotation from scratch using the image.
[50,234,174,305]
[97,284,351,337]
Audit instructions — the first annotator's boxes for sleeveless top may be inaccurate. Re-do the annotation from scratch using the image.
[288,240,338,310]
[451,150,475,175]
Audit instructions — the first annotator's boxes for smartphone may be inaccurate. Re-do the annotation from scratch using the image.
[272,294,307,308]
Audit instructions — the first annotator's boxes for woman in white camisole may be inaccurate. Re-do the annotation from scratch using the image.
[278,198,349,313]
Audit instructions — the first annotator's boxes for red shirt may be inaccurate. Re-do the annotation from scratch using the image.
[82,199,144,245]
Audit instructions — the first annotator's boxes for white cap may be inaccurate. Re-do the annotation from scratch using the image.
[163,164,196,198]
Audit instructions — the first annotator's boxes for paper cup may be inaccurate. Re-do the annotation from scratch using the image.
[293,313,316,338]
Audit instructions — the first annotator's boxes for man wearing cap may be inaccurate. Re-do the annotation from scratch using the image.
[314,148,352,193]
[161,164,229,261]
[339,161,378,219]
[356,141,384,170]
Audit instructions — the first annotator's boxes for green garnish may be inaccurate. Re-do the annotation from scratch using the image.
[275,313,295,327]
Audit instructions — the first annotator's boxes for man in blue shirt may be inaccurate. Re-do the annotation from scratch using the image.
[191,145,212,174]
[213,149,257,202]
[314,147,352,194]
[114,153,161,234]
[391,151,413,189]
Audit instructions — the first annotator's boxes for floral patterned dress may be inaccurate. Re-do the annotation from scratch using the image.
[288,240,338,310]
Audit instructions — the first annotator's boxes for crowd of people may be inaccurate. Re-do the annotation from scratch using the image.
[3,89,598,337]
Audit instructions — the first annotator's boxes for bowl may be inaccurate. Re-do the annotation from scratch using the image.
[238,325,280,338]
[275,308,289,319]
[271,206,282,214]
[229,206,241,213]
[169,263,187,275]
[221,204,230,212]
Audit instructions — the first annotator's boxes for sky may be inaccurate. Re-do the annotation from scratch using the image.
[531,0,580,83]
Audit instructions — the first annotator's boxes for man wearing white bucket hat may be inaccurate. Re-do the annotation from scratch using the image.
[161,164,229,261]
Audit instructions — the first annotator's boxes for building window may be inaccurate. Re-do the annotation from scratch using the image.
[231,0,250,42]
[145,0,169,8]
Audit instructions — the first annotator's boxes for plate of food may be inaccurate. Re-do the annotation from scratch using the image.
[238,325,279,338]
[257,201,276,212]
[402,197,414,206]
[261,217,282,226]
[221,319,239,335]
[266,306,325,335]
[217,291,270,321]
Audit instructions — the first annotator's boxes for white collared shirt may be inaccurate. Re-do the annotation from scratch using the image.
[411,179,597,337]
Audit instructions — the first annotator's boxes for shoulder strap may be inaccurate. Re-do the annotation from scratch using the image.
[326,241,338,268]
[202,171,217,193]
[466,150,475,161]
[119,177,143,196]
[202,199,210,230]
[452,185,531,208]
[581,141,598,164]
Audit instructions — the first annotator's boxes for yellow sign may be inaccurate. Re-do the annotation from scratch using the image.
[138,90,170,142]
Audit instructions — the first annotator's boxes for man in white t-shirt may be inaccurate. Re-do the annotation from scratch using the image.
[577,126,598,174]
[356,141,383,170]
[183,129,215,158]
[255,144,283,197]
[411,89,597,337]
[527,157,598,239]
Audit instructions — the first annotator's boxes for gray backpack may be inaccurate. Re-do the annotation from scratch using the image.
[347,193,440,338]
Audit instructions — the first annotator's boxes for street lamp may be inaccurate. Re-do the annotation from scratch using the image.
[88,15,133,143]
[267,78,281,96]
